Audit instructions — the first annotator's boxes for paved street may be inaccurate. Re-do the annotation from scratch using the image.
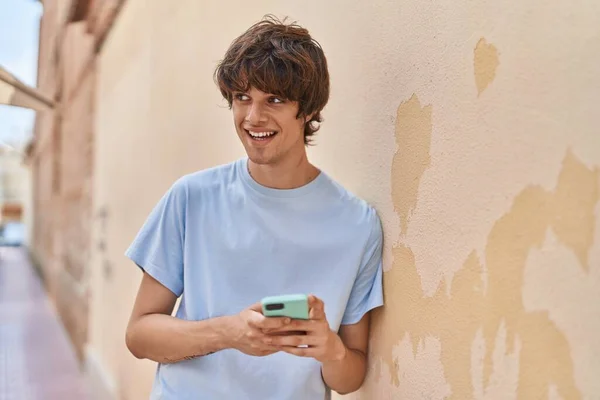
[0,247,89,400]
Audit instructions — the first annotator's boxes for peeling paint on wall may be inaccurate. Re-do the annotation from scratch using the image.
[391,94,432,232]
[550,151,599,271]
[474,38,499,96]
[370,92,597,399]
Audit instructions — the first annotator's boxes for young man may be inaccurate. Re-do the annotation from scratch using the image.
[125,16,383,399]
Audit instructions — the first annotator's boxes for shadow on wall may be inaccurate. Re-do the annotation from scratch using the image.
[369,88,597,399]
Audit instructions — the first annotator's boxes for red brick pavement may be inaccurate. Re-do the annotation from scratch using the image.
[0,247,90,400]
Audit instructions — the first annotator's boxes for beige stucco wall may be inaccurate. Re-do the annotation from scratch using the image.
[91,1,600,399]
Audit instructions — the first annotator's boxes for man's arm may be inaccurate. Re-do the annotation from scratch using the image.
[125,272,290,363]
[125,273,231,363]
[320,314,370,394]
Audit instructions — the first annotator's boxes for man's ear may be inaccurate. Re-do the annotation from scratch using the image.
[305,113,315,123]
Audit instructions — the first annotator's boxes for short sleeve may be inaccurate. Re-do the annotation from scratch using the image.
[124,177,188,297]
[341,209,384,325]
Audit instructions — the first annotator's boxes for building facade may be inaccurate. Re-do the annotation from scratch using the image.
[30,0,123,381]
[30,1,600,399]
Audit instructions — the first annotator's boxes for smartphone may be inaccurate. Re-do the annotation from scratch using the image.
[261,294,309,320]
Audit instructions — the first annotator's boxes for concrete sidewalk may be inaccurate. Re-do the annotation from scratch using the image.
[0,247,89,400]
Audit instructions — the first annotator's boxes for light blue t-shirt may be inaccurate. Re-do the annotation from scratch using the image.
[125,158,383,400]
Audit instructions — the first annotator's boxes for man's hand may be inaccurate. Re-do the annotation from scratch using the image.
[264,295,347,362]
[228,302,291,357]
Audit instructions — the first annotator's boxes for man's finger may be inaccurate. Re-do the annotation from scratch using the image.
[263,330,306,336]
[258,344,281,353]
[308,295,325,320]
[266,319,316,333]
[252,313,291,329]
[279,346,317,358]
[267,334,320,347]
[308,294,324,310]
[307,294,323,307]
[248,302,263,313]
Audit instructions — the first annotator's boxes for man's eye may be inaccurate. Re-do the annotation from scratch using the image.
[270,97,284,104]
[234,94,249,101]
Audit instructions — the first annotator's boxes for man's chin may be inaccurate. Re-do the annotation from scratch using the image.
[247,154,273,165]
[245,149,277,166]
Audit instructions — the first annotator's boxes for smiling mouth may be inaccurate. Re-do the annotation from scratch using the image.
[246,129,279,141]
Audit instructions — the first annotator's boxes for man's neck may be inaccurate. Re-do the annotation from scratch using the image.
[247,154,320,190]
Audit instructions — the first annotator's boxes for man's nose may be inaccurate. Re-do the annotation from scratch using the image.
[245,102,267,125]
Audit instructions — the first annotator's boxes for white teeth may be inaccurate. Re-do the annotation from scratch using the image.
[248,131,275,138]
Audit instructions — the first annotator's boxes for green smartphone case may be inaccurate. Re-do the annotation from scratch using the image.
[261,294,309,320]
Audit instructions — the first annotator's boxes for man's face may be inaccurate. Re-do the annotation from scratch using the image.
[232,87,307,166]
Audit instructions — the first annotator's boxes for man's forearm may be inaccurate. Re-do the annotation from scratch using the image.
[126,314,233,364]
[321,346,367,395]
